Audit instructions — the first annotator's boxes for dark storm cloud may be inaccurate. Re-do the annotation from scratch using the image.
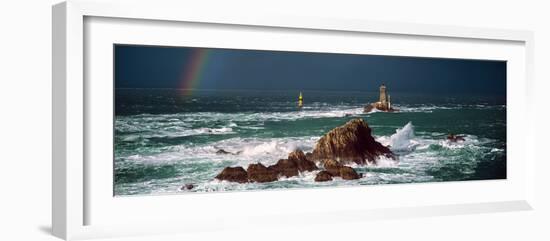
[115,45,506,95]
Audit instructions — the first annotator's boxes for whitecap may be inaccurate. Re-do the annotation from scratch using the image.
[122,135,140,142]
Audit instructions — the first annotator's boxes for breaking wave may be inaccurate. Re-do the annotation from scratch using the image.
[376,122,418,152]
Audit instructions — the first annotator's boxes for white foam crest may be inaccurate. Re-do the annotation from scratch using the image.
[241,140,296,157]
[394,104,504,113]
[116,107,365,141]
[375,156,399,168]
[394,105,455,113]
[117,124,234,140]
[438,134,482,149]
[120,136,319,167]
[118,106,365,125]
[377,122,418,152]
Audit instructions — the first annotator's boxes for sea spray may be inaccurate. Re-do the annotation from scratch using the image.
[390,122,417,151]
[376,122,418,152]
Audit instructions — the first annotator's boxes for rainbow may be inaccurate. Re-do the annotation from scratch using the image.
[180,48,210,95]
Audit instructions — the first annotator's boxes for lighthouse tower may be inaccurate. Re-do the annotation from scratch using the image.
[364,83,396,113]
[379,84,389,109]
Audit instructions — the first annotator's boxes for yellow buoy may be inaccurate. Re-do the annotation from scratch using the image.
[298,92,303,108]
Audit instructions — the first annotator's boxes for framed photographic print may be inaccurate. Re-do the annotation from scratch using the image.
[52,0,535,240]
[113,44,507,195]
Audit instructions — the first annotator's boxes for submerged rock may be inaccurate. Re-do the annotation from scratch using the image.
[311,118,395,165]
[339,166,360,180]
[288,150,318,172]
[181,183,195,190]
[216,149,233,155]
[215,166,248,183]
[314,171,333,182]
[447,134,465,142]
[247,163,278,183]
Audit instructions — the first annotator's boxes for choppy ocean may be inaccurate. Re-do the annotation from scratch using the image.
[114,89,506,196]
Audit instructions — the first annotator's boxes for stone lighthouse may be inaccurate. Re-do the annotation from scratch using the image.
[364,83,396,113]
[379,84,388,109]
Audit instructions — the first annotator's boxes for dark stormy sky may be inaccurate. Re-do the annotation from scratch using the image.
[114,45,506,95]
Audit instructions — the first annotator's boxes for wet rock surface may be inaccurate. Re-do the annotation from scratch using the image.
[247,163,278,183]
[311,118,395,165]
[215,166,248,183]
[340,166,360,180]
[314,171,333,182]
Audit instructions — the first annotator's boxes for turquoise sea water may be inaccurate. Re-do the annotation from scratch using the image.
[114,89,506,196]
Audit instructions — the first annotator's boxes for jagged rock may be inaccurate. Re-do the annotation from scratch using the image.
[323,159,342,176]
[288,150,318,172]
[305,152,314,160]
[268,159,299,178]
[247,163,278,183]
[321,159,361,180]
[311,118,395,165]
[267,150,318,178]
[215,166,248,183]
[340,166,360,180]
[314,171,333,182]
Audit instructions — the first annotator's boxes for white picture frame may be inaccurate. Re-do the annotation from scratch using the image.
[52,0,535,240]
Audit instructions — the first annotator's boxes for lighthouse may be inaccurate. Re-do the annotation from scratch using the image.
[365,83,396,112]
[378,84,389,110]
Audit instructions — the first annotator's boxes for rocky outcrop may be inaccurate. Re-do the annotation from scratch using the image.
[339,166,360,180]
[314,171,333,182]
[323,159,343,176]
[305,152,314,161]
[321,159,360,180]
[364,104,375,113]
[247,163,278,183]
[268,158,299,178]
[363,102,397,113]
[212,119,393,184]
[288,150,318,172]
[267,150,318,178]
[215,166,248,183]
[311,118,395,165]
[213,149,319,183]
